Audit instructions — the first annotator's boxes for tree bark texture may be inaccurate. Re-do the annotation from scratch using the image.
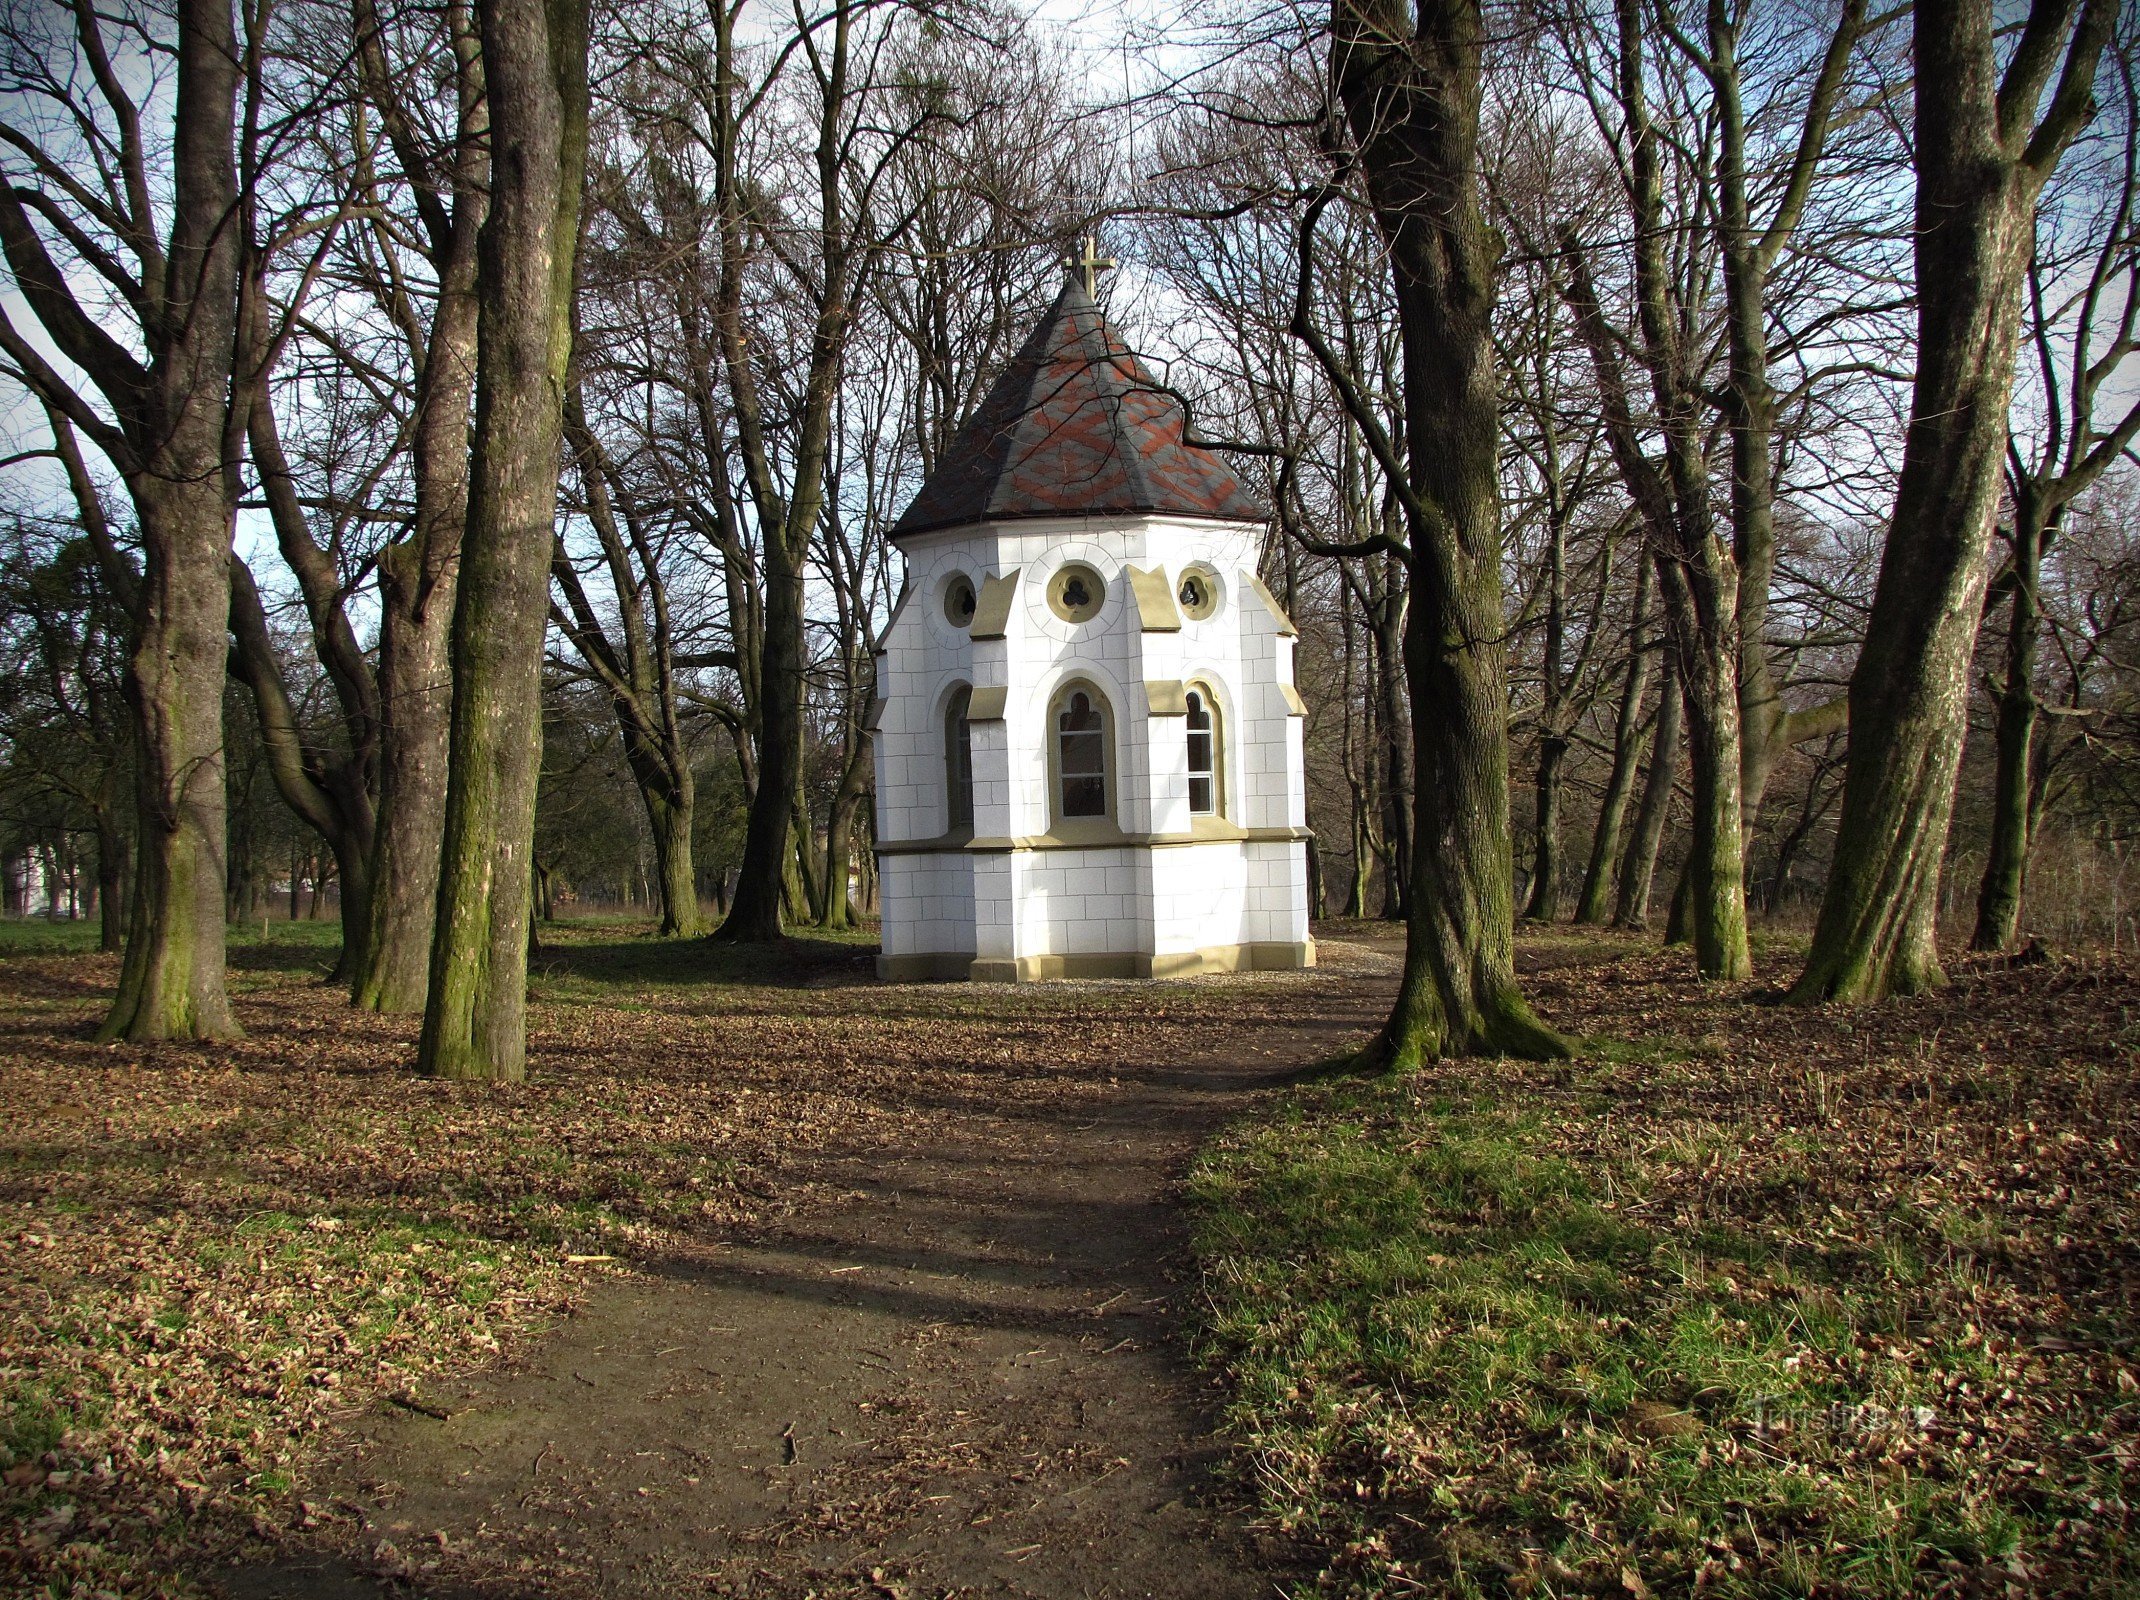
[352,0,487,1011]
[94,0,246,1041]
[1711,0,1864,824]
[1972,502,2049,951]
[1576,554,1654,923]
[1330,0,1566,1062]
[1794,0,2115,1002]
[418,0,588,1080]
[1615,653,1682,930]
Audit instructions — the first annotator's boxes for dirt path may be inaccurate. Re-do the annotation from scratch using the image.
[226,952,1396,1599]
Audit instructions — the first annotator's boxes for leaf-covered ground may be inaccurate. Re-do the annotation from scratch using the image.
[0,919,1362,1598]
[1190,929,2140,1597]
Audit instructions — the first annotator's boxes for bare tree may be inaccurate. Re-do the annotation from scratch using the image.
[1317,0,1567,1059]
[418,0,589,1081]
[1793,0,2118,1002]
[0,0,262,1038]
[1973,31,2140,951]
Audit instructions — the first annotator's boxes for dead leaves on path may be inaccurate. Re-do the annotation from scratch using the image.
[0,937,1339,1596]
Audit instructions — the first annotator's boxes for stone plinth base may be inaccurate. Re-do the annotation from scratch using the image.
[877,941,1315,984]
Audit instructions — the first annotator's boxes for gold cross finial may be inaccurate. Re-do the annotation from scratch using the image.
[1067,234,1115,296]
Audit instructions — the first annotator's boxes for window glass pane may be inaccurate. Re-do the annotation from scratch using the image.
[1063,776,1106,817]
[1058,690,1108,818]
[1186,689,1216,814]
[946,693,974,828]
[1060,730,1103,776]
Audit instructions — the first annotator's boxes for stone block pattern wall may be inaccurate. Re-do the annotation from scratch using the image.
[873,512,1310,976]
[878,852,976,962]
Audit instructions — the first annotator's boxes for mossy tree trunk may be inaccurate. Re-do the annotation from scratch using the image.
[1551,0,1747,981]
[1320,0,1567,1063]
[417,0,589,1081]
[1793,0,2116,1003]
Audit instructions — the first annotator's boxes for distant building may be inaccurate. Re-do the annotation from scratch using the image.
[870,254,1313,981]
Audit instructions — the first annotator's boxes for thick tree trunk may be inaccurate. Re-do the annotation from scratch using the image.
[101,488,238,1041]
[718,556,804,941]
[356,552,457,1009]
[1576,557,1654,923]
[417,0,588,1081]
[87,0,245,1042]
[1615,656,1682,930]
[95,804,126,953]
[1332,0,1566,1063]
[1792,0,2113,1002]
[645,781,702,937]
[1972,506,2047,951]
[349,0,486,1012]
[1523,733,1566,922]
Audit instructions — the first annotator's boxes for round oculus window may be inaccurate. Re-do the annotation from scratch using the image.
[1047,563,1106,624]
[944,574,978,628]
[1177,565,1221,620]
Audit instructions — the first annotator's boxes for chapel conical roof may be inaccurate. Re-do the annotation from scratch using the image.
[890,275,1269,539]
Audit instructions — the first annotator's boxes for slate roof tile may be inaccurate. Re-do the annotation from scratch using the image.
[891,276,1269,538]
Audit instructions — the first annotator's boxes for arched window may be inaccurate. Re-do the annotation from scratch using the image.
[1186,685,1221,815]
[945,686,974,830]
[1054,685,1111,820]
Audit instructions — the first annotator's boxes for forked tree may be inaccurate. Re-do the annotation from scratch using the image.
[417,0,589,1081]
[1973,35,2140,952]
[1317,0,1568,1060]
[349,0,491,1012]
[1792,0,2118,1002]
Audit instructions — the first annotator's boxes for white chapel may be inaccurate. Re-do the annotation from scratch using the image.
[870,259,1314,982]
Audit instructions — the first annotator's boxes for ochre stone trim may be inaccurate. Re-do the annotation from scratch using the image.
[864,693,887,731]
[871,584,916,658]
[1126,565,1183,632]
[1243,571,1298,637]
[877,951,975,982]
[1143,679,1189,716]
[1279,683,1307,717]
[970,568,1021,639]
[967,685,1008,721]
[963,942,1316,983]
[874,824,1311,857]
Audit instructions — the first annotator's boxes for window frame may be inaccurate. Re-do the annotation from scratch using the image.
[1047,679,1116,827]
[1185,681,1224,817]
[944,684,975,834]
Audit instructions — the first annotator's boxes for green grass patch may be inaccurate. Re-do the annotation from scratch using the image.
[1189,1069,2131,1597]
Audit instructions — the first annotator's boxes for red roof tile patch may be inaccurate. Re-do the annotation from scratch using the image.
[891,277,1269,538]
